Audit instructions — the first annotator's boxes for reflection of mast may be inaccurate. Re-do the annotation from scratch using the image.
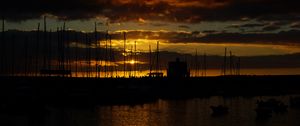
[123,32,126,77]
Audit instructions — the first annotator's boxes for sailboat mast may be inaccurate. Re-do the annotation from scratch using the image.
[109,35,113,77]
[24,36,29,76]
[223,48,227,75]
[64,22,70,72]
[94,22,99,78]
[75,32,78,77]
[111,35,117,77]
[1,17,4,75]
[134,41,137,77]
[11,34,15,76]
[57,27,61,70]
[48,29,52,72]
[238,57,241,75]
[35,23,40,76]
[105,31,108,78]
[123,32,126,77]
[88,37,92,78]
[149,45,152,76]
[43,16,47,70]
[229,51,232,75]
[156,41,159,73]
[129,45,133,77]
[62,23,66,72]
[194,49,197,77]
[204,53,207,76]
[85,34,88,77]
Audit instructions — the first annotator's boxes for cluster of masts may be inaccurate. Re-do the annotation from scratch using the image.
[0,17,241,78]
[0,16,160,78]
[222,48,241,76]
[191,50,207,77]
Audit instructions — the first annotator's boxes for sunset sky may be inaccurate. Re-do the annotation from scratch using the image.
[2,0,300,56]
[1,0,300,77]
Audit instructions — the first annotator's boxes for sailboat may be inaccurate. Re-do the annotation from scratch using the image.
[148,41,163,78]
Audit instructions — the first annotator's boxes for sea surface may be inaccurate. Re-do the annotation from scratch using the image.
[1,95,300,126]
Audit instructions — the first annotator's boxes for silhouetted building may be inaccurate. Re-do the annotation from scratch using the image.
[167,58,190,78]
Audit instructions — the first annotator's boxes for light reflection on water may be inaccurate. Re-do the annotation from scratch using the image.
[95,96,300,126]
[5,96,297,126]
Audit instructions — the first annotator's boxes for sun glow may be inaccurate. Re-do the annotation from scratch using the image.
[129,60,135,65]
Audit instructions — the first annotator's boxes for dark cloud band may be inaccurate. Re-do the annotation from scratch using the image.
[1,0,300,22]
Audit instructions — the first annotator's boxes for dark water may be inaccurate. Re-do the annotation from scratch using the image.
[1,96,300,126]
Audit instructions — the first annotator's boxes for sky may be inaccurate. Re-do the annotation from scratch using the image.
[2,0,300,57]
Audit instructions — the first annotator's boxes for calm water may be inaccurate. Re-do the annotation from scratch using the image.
[2,96,300,126]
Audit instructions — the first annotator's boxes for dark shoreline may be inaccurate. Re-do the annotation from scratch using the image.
[1,75,300,106]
